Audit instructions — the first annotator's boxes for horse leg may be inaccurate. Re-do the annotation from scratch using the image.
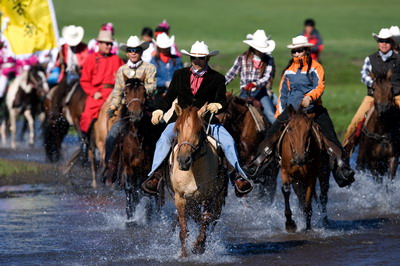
[23,109,35,146]
[292,179,310,231]
[319,169,330,227]
[0,121,6,145]
[281,169,296,233]
[9,108,17,149]
[88,147,97,188]
[192,211,211,254]
[388,156,397,181]
[175,194,188,257]
[304,182,315,231]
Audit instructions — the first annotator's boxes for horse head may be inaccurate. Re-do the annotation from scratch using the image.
[123,73,146,122]
[284,105,313,166]
[372,70,394,116]
[27,64,50,95]
[174,104,207,171]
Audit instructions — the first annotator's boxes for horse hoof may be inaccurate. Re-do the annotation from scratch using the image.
[192,244,205,255]
[91,181,97,188]
[285,221,297,233]
[322,217,331,228]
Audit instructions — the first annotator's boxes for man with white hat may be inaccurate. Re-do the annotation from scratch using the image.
[102,35,156,174]
[79,30,124,163]
[54,25,88,86]
[142,40,253,196]
[343,28,399,155]
[225,29,277,123]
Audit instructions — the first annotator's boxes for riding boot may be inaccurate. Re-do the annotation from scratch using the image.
[80,132,89,167]
[232,173,253,197]
[142,167,164,195]
[343,129,360,158]
[326,145,355,188]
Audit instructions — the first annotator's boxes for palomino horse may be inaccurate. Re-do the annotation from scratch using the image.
[103,77,160,219]
[357,71,400,181]
[220,94,279,203]
[171,104,228,257]
[279,105,330,232]
[2,64,49,148]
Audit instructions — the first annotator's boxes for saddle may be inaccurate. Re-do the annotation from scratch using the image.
[245,100,267,133]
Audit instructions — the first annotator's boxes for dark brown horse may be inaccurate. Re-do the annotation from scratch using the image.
[171,104,228,257]
[105,76,161,220]
[279,105,330,232]
[220,94,279,203]
[357,71,400,181]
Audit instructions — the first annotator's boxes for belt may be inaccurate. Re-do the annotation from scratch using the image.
[103,84,114,89]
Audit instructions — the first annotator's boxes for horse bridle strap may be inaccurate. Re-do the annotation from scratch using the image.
[362,126,390,142]
[177,132,208,161]
[125,97,144,107]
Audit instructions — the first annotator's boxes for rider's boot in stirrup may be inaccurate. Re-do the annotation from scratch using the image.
[142,169,163,195]
[327,147,355,188]
[233,173,253,197]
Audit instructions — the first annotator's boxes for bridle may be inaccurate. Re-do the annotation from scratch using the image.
[177,128,207,162]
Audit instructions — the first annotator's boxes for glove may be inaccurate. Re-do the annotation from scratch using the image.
[243,82,256,91]
[206,103,222,114]
[107,107,116,118]
[151,109,164,125]
[301,96,312,108]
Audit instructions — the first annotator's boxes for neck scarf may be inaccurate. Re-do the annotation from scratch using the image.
[190,66,208,95]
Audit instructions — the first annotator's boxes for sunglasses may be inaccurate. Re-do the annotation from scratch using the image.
[126,47,143,53]
[291,48,305,54]
[99,41,113,46]
[378,39,392,44]
[190,56,207,61]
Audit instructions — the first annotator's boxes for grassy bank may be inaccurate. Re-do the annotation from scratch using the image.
[0,159,39,177]
[53,0,400,137]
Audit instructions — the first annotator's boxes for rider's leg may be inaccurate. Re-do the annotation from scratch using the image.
[104,119,125,164]
[260,95,277,124]
[142,123,176,194]
[314,106,355,187]
[342,95,374,156]
[209,124,253,195]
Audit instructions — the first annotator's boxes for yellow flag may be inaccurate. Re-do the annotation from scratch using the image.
[0,0,59,57]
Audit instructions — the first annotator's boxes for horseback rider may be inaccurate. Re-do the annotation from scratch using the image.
[103,36,157,173]
[343,28,399,156]
[225,29,277,124]
[251,35,355,188]
[79,30,124,162]
[142,40,253,196]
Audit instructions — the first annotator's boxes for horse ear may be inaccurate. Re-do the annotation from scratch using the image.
[387,69,393,80]
[287,104,296,117]
[198,102,208,117]
[370,72,376,80]
[175,103,182,116]
[122,71,130,82]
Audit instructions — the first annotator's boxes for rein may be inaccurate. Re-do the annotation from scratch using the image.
[362,126,391,143]
[177,131,208,161]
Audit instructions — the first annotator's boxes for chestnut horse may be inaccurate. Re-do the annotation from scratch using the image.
[220,94,279,203]
[171,104,228,257]
[357,71,400,181]
[104,77,160,219]
[279,105,330,232]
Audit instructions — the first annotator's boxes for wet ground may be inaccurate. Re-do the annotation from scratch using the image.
[1,135,400,265]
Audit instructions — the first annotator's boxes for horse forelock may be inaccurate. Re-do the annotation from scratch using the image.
[175,106,203,135]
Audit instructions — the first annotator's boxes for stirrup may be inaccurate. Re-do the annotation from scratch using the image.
[233,175,253,197]
[141,175,162,195]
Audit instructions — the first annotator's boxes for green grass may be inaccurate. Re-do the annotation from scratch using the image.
[53,0,400,137]
[0,159,39,177]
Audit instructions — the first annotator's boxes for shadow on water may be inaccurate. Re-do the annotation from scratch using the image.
[226,240,309,255]
[323,217,388,231]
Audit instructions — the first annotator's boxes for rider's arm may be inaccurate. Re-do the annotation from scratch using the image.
[110,67,125,109]
[144,63,157,95]
[256,60,273,88]
[225,55,241,85]
[158,69,179,112]
[80,56,96,96]
[304,62,325,101]
[276,73,289,117]
[361,56,373,88]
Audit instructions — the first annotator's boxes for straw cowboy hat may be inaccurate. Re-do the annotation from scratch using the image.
[180,41,219,57]
[120,36,149,52]
[153,33,175,49]
[243,29,276,54]
[389,26,400,44]
[96,30,114,43]
[287,35,314,49]
[372,28,394,41]
[62,25,84,46]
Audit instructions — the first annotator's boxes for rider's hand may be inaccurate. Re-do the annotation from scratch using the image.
[302,96,312,108]
[107,107,116,118]
[151,109,164,125]
[207,103,222,114]
[93,91,102,100]
[243,82,256,91]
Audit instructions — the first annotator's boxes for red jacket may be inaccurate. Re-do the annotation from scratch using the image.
[57,43,89,82]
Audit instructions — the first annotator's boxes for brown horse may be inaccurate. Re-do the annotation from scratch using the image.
[357,71,400,181]
[171,104,228,257]
[220,94,279,203]
[279,105,330,232]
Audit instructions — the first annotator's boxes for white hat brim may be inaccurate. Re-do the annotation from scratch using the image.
[62,26,84,47]
[120,41,150,52]
[372,33,395,42]
[180,49,219,57]
[243,40,276,53]
[287,43,314,49]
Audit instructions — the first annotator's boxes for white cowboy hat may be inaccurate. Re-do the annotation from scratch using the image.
[389,26,400,44]
[120,36,150,52]
[153,33,175,49]
[96,30,114,43]
[243,29,276,54]
[62,25,84,46]
[372,28,394,41]
[180,41,219,57]
[287,35,314,49]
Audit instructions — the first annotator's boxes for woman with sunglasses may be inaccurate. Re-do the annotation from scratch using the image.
[225,29,277,124]
[252,35,355,188]
[142,40,253,196]
[343,28,399,156]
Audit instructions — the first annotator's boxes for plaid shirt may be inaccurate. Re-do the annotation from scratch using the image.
[225,54,274,89]
[360,56,373,88]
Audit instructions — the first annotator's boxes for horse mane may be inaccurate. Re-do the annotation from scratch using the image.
[174,106,204,133]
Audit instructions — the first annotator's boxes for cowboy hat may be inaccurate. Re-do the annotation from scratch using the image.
[287,35,314,49]
[389,26,400,44]
[153,33,175,49]
[372,28,394,41]
[120,36,149,52]
[62,25,84,46]
[180,41,219,57]
[96,30,114,43]
[243,29,276,54]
